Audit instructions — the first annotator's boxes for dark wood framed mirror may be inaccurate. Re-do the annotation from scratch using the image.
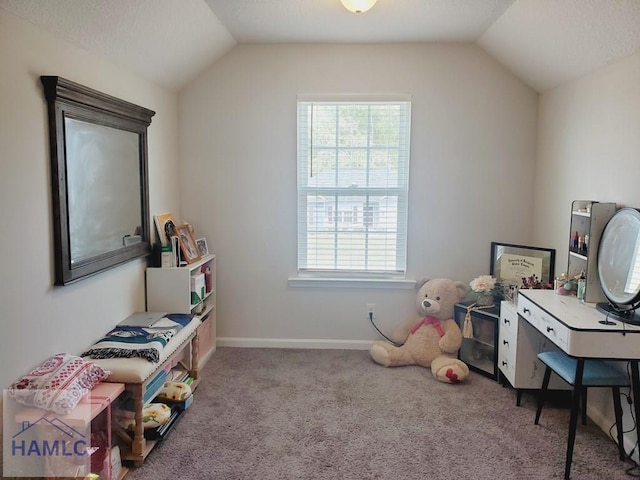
[41,76,155,285]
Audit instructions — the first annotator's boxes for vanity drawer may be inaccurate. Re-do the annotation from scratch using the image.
[498,301,517,384]
[499,325,516,359]
[500,306,516,337]
[518,295,569,350]
[498,327,516,384]
[517,295,539,329]
[499,305,517,358]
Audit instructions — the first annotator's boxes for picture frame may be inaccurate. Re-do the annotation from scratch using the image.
[196,237,209,257]
[490,242,555,288]
[154,213,177,245]
[175,223,201,264]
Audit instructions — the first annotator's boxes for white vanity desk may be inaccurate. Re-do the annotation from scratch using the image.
[518,289,640,467]
[518,289,640,358]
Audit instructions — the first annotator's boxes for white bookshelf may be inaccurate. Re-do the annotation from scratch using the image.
[146,254,216,370]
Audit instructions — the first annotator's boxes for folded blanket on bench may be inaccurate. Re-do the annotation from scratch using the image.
[82,314,195,363]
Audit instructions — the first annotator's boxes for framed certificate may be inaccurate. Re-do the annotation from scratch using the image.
[490,242,555,288]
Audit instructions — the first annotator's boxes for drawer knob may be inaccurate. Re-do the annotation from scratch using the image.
[503,340,509,345]
[503,319,510,325]
[546,326,554,333]
[523,308,531,314]
[502,361,508,366]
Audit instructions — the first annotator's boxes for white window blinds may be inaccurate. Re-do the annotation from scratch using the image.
[297,95,411,275]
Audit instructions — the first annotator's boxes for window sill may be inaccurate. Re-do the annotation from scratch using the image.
[287,276,416,289]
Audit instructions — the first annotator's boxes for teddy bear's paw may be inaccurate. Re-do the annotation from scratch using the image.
[433,362,469,384]
[370,343,392,366]
[446,368,460,383]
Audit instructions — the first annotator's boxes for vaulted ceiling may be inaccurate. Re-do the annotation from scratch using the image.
[2,0,640,93]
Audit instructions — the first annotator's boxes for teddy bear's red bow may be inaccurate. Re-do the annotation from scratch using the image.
[409,315,445,337]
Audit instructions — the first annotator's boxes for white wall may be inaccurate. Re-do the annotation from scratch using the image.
[534,51,640,268]
[179,43,538,346]
[0,10,180,389]
[534,50,640,459]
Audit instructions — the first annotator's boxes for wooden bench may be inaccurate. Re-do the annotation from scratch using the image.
[89,316,201,467]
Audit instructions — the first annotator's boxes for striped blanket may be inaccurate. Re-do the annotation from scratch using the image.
[82,314,194,363]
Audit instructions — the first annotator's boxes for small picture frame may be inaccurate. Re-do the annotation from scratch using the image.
[175,223,201,264]
[196,237,209,257]
[154,213,177,245]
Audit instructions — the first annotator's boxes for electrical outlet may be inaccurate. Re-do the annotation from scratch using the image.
[367,304,375,317]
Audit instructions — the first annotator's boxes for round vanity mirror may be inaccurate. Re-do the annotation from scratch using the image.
[597,208,640,324]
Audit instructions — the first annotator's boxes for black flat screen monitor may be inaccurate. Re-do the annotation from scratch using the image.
[596,208,640,325]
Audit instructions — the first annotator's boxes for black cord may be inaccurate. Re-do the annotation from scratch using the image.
[368,312,404,347]
[604,365,640,477]
[621,362,640,477]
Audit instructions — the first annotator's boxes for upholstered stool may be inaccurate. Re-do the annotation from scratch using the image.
[535,351,629,479]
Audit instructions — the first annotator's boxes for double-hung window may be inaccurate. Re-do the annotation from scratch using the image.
[296,95,411,277]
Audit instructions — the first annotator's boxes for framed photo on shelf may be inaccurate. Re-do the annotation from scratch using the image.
[196,238,209,257]
[154,213,177,245]
[490,242,555,288]
[175,223,201,264]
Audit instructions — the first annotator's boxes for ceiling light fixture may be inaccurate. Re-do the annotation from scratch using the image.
[340,0,377,14]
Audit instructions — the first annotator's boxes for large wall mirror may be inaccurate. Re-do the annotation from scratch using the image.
[41,76,155,285]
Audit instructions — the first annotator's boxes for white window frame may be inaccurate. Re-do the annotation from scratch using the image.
[290,94,413,288]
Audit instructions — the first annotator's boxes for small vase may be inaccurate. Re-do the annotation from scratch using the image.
[476,293,494,306]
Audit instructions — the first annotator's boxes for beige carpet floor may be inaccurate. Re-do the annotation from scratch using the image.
[126,347,640,480]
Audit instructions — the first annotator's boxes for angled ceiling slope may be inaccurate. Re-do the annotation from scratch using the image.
[478,0,640,92]
[0,0,236,92]
[1,0,640,93]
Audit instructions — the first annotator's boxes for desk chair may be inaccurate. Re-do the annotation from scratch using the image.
[535,351,629,480]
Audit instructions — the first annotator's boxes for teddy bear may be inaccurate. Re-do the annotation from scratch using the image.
[369,277,470,383]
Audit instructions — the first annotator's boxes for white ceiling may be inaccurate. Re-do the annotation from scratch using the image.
[1,0,640,93]
[202,0,515,43]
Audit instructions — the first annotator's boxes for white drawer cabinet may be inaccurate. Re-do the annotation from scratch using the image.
[498,301,568,405]
[498,302,517,384]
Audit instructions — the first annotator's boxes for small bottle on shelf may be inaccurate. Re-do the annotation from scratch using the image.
[576,271,586,301]
[584,234,589,254]
[203,266,212,293]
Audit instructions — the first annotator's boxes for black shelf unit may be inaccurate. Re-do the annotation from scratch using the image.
[454,301,500,381]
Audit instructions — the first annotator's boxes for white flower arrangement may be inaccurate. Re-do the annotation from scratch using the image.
[469,275,497,294]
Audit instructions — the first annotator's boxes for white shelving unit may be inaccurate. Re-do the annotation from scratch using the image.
[146,254,216,370]
[567,201,616,303]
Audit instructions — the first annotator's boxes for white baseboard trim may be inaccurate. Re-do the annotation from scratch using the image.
[217,337,374,350]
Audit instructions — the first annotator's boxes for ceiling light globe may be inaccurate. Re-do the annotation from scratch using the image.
[340,0,377,14]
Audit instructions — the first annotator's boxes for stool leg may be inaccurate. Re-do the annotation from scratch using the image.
[581,387,587,425]
[612,387,625,461]
[565,359,585,480]
[535,366,552,425]
[517,389,522,407]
